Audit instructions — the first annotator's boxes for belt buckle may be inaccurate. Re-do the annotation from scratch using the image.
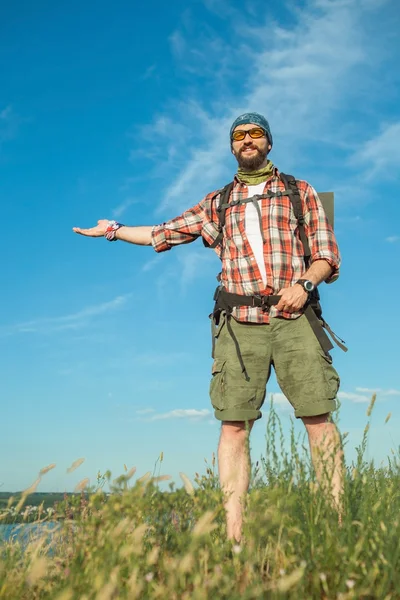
[252,294,267,310]
[252,294,260,308]
[255,294,270,312]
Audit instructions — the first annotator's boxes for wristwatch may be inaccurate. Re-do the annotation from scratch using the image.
[296,279,315,293]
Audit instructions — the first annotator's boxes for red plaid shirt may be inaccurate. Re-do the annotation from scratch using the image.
[151,169,340,323]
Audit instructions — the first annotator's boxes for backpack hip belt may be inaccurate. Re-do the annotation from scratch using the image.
[211,286,345,381]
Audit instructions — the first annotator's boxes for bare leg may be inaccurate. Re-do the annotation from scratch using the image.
[218,420,254,542]
[302,413,344,515]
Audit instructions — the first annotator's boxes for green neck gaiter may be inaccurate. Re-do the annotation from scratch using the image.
[237,160,275,186]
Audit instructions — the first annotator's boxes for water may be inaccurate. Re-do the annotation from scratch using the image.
[0,522,59,545]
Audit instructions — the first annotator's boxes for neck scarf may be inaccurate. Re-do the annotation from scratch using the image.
[237,160,275,186]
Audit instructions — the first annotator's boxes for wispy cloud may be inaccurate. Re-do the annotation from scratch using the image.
[177,249,219,293]
[350,122,400,178]
[141,64,156,80]
[141,255,162,273]
[268,392,293,411]
[136,352,191,367]
[355,387,400,396]
[338,387,400,403]
[338,391,371,403]
[136,408,156,415]
[385,236,399,243]
[169,30,186,60]
[0,294,132,336]
[145,408,212,422]
[112,198,139,218]
[0,105,20,147]
[142,0,391,214]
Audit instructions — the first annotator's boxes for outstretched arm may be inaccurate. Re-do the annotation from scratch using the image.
[73,220,153,245]
[73,195,214,252]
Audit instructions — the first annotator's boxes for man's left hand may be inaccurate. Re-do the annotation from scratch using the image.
[275,284,309,313]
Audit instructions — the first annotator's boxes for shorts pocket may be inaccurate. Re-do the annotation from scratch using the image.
[319,351,340,398]
[210,358,226,410]
[213,311,226,339]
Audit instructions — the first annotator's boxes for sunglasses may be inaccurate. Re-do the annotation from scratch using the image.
[231,127,266,141]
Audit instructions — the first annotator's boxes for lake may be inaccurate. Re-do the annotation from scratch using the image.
[0,522,59,545]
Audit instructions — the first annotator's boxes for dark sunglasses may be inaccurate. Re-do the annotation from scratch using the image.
[231,127,266,141]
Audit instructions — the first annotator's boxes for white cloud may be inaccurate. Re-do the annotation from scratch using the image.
[385,236,399,243]
[0,106,12,120]
[141,255,162,273]
[0,294,131,336]
[135,352,190,367]
[0,104,20,146]
[260,392,293,412]
[142,0,390,215]
[136,408,156,415]
[177,249,218,293]
[112,198,139,218]
[338,391,371,403]
[141,65,156,80]
[338,387,400,403]
[350,122,400,178]
[356,387,400,396]
[149,408,212,421]
[169,30,186,59]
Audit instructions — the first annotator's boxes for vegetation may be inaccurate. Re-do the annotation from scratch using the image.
[0,398,399,599]
[0,494,84,524]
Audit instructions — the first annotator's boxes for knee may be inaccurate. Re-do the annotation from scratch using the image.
[302,413,331,435]
[302,413,329,426]
[221,420,254,442]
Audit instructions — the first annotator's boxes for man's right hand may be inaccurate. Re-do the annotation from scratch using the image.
[72,220,109,237]
[72,222,154,246]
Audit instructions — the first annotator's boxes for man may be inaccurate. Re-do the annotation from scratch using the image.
[73,112,343,543]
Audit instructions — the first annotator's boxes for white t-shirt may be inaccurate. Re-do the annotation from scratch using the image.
[245,182,267,286]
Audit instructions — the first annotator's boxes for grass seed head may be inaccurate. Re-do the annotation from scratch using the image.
[137,471,152,484]
[366,394,377,417]
[275,564,306,592]
[192,511,217,537]
[74,478,89,492]
[66,458,85,474]
[26,557,48,586]
[39,463,56,476]
[179,472,195,496]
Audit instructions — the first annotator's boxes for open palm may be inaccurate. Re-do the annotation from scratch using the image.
[73,219,109,237]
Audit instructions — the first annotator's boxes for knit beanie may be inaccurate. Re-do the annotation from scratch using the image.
[230,112,273,147]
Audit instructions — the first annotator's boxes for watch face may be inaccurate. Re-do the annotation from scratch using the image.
[304,281,314,292]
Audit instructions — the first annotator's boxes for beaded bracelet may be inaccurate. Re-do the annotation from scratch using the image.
[105,220,125,242]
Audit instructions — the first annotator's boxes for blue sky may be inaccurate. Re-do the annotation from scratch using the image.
[1,0,399,492]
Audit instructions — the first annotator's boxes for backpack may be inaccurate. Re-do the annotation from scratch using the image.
[207,173,334,252]
[207,173,347,355]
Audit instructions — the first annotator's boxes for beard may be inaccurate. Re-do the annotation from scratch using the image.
[235,144,268,170]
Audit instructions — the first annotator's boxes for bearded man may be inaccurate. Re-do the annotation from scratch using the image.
[73,112,343,542]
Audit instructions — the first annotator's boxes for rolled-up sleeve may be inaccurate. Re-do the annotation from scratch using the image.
[304,184,341,283]
[151,200,207,253]
[151,194,223,253]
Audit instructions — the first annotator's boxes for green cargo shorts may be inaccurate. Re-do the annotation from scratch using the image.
[209,313,340,422]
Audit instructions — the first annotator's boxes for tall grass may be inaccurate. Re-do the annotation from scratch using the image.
[1,400,399,599]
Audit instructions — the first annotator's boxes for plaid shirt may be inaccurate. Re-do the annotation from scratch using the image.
[151,169,340,323]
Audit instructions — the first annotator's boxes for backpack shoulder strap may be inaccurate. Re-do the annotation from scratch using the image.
[280,172,311,267]
[208,181,234,249]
